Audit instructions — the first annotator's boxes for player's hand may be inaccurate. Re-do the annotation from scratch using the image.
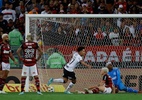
[35,59,38,62]
[14,60,18,65]
[20,57,24,61]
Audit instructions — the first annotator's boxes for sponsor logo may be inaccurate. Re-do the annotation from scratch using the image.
[3,84,65,92]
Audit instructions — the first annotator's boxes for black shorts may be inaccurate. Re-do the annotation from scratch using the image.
[63,68,76,80]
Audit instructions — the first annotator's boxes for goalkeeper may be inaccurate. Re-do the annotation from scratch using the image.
[106,62,142,93]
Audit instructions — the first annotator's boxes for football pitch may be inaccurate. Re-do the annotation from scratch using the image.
[0,92,142,100]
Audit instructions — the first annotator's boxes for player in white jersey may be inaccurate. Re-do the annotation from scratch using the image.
[47,47,92,94]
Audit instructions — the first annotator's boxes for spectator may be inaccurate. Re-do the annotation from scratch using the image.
[106,0,115,13]
[138,29,142,45]
[97,3,109,14]
[0,13,7,33]
[137,19,142,30]
[86,1,94,14]
[133,30,141,46]
[9,3,16,22]
[117,4,127,14]
[69,4,78,14]
[15,0,24,17]
[18,16,25,37]
[129,20,138,38]
[126,0,133,13]
[93,27,107,45]
[7,19,14,33]
[122,27,133,46]
[55,26,66,45]
[76,25,91,46]
[116,0,127,13]
[2,2,15,22]
[102,21,114,34]
[28,8,38,14]
[66,25,76,46]
[129,0,140,14]
[8,24,23,47]
[0,27,3,44]
[41,4,50,14]
[47,48,66,69]
[109,27,121,46]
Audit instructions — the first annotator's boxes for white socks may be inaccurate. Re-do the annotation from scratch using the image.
[65,82,74,92]
[53,78,64,83]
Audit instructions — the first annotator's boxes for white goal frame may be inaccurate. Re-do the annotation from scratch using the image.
[26,14,142,36]
[25,14,142,92]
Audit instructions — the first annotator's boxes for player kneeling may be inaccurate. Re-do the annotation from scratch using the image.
[77,67,115,94]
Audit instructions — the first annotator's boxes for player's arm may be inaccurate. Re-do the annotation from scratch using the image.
[98,80,105,86]
[16,47,23,61]
[9,51,17,64]
[80,60,92,68]
[36,47,43,61]
[98,75,107,86]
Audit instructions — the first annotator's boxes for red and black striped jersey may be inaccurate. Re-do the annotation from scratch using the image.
[21,42,39,66]
[0,43,11,63]
[102,74,113,88]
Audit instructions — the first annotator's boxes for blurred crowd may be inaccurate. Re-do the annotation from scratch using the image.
[0,0,142,47]
[34,17,141,46]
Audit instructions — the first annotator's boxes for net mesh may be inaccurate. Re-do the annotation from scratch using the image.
[28,16,142,92]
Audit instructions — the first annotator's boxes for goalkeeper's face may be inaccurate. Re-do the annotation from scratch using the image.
[107,64,113,71]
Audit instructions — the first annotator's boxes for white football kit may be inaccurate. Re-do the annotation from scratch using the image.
[64,52,83,72]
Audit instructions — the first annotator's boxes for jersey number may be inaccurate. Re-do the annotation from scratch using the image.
[69,58,75,65]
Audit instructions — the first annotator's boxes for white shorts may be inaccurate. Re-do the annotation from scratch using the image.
[2,62,10,71]
[103,87,112,94]
[21,64,38,76]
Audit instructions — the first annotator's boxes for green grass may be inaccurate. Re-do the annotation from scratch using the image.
[0,92,142,100]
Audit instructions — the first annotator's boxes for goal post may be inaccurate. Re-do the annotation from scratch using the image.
[25,14,142,92]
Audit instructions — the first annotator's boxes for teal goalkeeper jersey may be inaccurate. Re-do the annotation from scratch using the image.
[47,53,66,68]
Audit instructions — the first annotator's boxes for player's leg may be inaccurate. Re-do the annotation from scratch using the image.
[31,64,42,95]
[0,63,2,93]
[47,68,68,86]
[0,70,6,92]
[0,62,10,94]
[19,65,29,95]
[76,90,85,94]
[64,71,76,94]
[118,82,138,93]
[98,86,112,94]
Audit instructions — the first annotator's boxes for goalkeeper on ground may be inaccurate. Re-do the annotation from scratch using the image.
[106,62,142,93]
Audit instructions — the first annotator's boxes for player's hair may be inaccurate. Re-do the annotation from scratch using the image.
[77,47,85,52]
[2,34,8,39]
[102,67,109,73]
[26,33,33,41]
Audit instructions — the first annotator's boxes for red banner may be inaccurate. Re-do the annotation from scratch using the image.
[45,46,142,62]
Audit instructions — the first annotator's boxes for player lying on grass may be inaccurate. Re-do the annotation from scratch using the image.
[77,67,115,94]
[47,47,92,94]
[106,62,142,93]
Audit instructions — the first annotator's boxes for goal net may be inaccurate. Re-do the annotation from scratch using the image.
[26,14,142,92]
